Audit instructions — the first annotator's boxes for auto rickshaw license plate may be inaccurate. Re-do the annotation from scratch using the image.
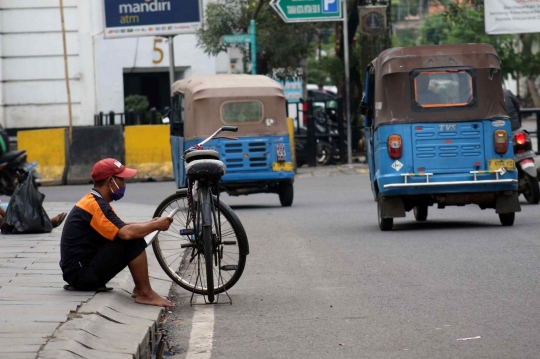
[272,162,293,171]
[488,159,515,171]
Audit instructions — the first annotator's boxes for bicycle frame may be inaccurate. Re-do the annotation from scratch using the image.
[184,126,238,303]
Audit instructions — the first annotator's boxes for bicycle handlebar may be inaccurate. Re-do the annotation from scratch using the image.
[197,126,239,147]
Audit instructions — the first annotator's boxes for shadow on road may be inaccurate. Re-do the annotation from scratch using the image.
[229,204,282,211]
[392,220,502,231]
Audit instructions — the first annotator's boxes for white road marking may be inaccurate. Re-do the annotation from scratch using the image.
[185,297,215,359]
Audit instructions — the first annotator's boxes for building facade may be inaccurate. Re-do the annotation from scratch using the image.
[0,0,232,130]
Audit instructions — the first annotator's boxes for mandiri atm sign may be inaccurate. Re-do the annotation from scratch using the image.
[103,0,201,38]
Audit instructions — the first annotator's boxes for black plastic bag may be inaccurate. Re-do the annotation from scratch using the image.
[1,172,52,234]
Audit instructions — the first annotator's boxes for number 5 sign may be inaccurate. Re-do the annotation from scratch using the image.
[153,38,164,64]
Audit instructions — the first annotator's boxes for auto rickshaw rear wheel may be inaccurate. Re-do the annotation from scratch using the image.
[377,193,393,231]
[413,206,428,221]
[499,212,515,226]
[279,183,294,207]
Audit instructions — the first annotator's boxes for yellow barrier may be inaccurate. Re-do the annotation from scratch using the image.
[125,125,173,180]
[17,128,67,185]
[287,118,296,172]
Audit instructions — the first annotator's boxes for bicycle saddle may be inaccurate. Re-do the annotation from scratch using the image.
[186,159,226,180]
[185,150,220,163]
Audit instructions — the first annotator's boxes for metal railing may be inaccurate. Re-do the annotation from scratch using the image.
[94,107,169,126]
[287,98,364,167]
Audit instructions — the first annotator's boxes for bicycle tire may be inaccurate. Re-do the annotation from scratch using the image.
[152,190,248,295]
[200,186,215,303]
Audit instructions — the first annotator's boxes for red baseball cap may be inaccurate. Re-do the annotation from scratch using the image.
[91,158,137,182]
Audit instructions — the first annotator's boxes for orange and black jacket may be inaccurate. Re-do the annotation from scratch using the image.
[60,190,126,277]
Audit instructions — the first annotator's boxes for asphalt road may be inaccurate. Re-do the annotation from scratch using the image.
[38,174,540,359]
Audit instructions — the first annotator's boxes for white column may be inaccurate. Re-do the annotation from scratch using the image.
[0,34,4,128]
[78,0,101,126]
[0,12,4,127]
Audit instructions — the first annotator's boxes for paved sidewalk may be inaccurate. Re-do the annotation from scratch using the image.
[0,202,173,359]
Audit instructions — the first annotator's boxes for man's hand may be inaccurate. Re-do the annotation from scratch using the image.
[154,217,173,231]
[117,217,173,240]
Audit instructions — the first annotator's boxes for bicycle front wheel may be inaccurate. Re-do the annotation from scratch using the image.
[152,190,248,295]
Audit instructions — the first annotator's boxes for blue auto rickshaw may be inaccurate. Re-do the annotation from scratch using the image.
[168,75,295,206]
[360,43,520,231]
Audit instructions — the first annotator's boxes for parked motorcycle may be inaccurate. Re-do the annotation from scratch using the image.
[295,108,347,167]
[513,129,539,204]
[0,129,40,196]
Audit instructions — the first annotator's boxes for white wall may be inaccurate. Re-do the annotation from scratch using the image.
[0,0,225,129]
[93,34,218,114]
[0,30,4,127]
[0,0,82,128]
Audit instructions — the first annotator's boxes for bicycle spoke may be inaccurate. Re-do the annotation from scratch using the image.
[153,190,246,296]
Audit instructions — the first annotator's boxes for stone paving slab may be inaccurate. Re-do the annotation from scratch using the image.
[0,337,48,345]
[0,346,43,355]
[53,329,139,355]
[0,202,175,359]
[0,303,77,312]
[82,292,161,321]
[41,340,133,359]
[0,322,60,333]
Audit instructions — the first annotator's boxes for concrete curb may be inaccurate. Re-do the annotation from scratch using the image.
[0,201,174,359]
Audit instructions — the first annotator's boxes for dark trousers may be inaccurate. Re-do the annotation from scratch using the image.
[65,239,147,290]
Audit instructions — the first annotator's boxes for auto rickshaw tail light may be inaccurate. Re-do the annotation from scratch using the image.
[515,132,526,145]
[388,135,402,159]
[494,130,508,154]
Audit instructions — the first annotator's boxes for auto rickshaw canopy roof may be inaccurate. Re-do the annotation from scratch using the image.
[369,43,509,127]
[172,75,289,141]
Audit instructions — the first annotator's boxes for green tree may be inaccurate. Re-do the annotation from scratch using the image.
[419,3,540,106]
[418,12,450,45]
[124,95,149,112]
[197,0,319,79]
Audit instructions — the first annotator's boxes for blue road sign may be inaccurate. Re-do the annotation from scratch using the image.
[322,0,339,14]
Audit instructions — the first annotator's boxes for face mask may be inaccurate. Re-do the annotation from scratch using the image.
[109,178,126,201]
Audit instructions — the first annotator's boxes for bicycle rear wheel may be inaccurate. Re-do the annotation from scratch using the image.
[152,190,248,295]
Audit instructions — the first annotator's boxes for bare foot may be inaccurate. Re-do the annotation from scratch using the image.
[134,289,175,307]
[51,212,67,228]
[131,287,139,298]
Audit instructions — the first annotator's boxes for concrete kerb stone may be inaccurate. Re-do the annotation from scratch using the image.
[0,201,174,359]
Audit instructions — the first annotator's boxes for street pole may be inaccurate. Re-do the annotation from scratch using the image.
[342,0,353,165]
[250,20,257,75]
[168,36,176,88]
[59,0,73,144]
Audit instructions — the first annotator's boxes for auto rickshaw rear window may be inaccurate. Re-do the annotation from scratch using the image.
[221,101,263,123]
[413,71,474,108]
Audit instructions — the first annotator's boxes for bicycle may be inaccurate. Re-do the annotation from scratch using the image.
[152,126,249,304]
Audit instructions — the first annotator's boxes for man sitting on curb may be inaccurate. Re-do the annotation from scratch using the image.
[59,158,174,307]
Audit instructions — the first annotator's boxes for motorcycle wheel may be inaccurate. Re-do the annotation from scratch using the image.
[0,169,18,196]
[523,173,540,204]
[316,142,333,166]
